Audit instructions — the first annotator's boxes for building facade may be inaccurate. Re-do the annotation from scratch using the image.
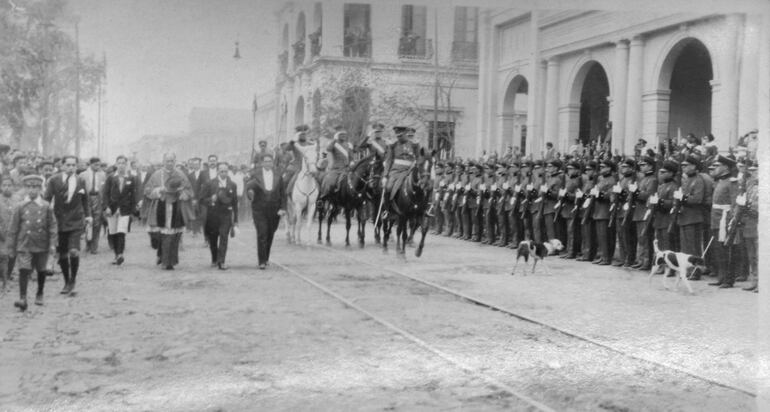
[477,10,770,157]
[274,1,480,156]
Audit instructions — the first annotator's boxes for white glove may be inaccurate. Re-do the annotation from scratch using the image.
[439,180,446,187]
[673,189,683,200]
[465,184,471,190]
[628,183,638,192]
[648,194,659,204]
[502,182,509,190]
[514,184,521,192]
[381,177,388,186]
[612,184,622,194]
[558,188,567,197]
[539,184,548,193]
[575,189,584,199]
[479,184,486,191]
[736,194,747,206]
[491,184,497,191]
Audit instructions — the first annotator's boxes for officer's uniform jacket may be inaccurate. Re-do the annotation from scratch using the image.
[383,140,421,176]
[480,172,495,210]
[740,179,758,239]
[678,173,705,226]
[327,139,356,171]
[465,173,483,209]
[503,172,520,212]
[611,173,636,221]
[592,174,617,220]
[561,174,582,219]
[543,172,565,215]
[710,174,738,239]
[632,172,658,222]
[360,136,387,159]
[8,196,58,253]
[528,169,544,214]
[653,179,678,230]
[579,175,597,221]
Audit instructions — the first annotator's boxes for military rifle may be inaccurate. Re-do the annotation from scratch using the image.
[723,176,748,246]
[580,189,594,226]
[620,185,636,228]
[639,194,658,239]
[667,196,682,235]
[608,185,623,229]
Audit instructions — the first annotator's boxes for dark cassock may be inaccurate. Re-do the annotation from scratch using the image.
[246,154,286,269]
[144,155,193,270]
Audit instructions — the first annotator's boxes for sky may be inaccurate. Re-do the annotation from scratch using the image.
[66,0,280,159]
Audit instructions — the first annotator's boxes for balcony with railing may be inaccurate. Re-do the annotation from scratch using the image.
[278,50,288,73]
[343,30,371,58]
[398,36,433,61]
[451,41,478,62]
[309,28,322,57]
[292,40,306,67]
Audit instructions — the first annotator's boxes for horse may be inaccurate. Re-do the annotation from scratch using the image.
[286,143,319,245]
[317,154,376,247]
[381,154,433,257]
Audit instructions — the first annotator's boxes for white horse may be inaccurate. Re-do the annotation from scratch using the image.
[286,143,319,245]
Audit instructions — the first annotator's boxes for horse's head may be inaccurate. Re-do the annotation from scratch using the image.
[300,146,319,174]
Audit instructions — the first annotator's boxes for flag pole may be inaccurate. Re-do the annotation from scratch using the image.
[251,94,258,165]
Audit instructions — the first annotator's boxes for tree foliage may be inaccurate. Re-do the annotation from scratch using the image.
[0,0,104,154]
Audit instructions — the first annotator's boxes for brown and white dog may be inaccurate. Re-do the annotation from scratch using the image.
[512,239,564,276]
[648,239,707,294]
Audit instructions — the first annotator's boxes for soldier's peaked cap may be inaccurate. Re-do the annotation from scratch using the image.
[714,155,736,168]
[599,159,616,170]
[295,124,310,133]
[681,155,701,168]
[546,159,563,169]
[393,126,408,134]
[661,160,679,173]
[639,156,656,166]
[622,158,637,168]
[567,160,582,170]
[22,174,44,185]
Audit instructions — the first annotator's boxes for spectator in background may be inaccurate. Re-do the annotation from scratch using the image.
[544,142,557,161]
[568,138,583,157]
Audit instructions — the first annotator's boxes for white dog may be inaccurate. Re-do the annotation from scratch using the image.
[648,239,706,294]
[512,239,564,276]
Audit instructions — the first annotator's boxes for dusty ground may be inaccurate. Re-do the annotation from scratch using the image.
[0,222,759,411]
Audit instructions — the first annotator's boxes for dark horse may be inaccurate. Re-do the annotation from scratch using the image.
[380,155,433,257]
[317,155,378,247]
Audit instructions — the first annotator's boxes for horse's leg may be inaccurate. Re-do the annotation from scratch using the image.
[326,204,334,246]
[416,215,429,258]
[382,218,390,253]
[357,205,366,248]
[397,217,407,256]
[305,197,316,246]
[317,200,324,244]
[344,208,352,247]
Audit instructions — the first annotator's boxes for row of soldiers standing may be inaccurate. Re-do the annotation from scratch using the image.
[429,152,759,292]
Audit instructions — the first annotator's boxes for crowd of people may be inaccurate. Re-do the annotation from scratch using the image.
[428,129,760,293]
[0,125,760,312]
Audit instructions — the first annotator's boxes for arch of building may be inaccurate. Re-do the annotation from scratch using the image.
[500,73,529,154]
[563,58,613,152]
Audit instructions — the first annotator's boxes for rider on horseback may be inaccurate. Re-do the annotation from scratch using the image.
[319,129,355,201]
[380,126,426,219]
[358,122,388,160]
[286,124,317,190]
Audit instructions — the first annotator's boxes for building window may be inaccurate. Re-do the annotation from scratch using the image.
[427,121,455,154]
[343,4,371,58]
[452,7,478,61]
[399,5,430,59]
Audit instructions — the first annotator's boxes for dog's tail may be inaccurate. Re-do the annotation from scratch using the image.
[653,238,660,254]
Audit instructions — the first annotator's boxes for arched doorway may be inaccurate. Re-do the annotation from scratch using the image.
[501,75,528,153]
[295,96,305,125]
[578,63,610,147]
[661,39,713,138]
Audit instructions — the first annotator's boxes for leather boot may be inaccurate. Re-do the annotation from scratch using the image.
[14,269,30,311]
[35,271,45,306]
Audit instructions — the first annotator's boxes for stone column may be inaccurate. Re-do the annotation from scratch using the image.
[624,36,644,152]
[525,11,541,156]
[543,58,560,154]
[321,2,342,57]
[533,60,548,156]
[612,40,629,153]
[711,14,742,147]
[757,12,770,412]
[476,10,492,157]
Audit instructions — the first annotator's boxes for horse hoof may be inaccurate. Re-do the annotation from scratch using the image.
[358,242,365,249]
[326,241,332,247]
[415,248,423,257]
[317,239,322,245]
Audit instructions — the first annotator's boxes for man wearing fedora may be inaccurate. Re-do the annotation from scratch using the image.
[201,162,238,270]
[44,155,92,295]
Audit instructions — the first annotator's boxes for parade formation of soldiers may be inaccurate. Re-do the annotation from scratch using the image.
[0,125,760,312]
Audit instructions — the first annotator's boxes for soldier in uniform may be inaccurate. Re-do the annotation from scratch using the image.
[738,161,758,292]
[493,162,510,247]
[201,162,239,270]
[559,160,583,259]
[358,122,387,159]
[612,159,637,267]
[516,161,534,243]
[380,126,423,218]
[465,162,483,242]
[591,159,617,265]
[430,162,446,234]
[542,159,565,243]
[503,161,522,248]
[707,155,739,288]
[286,125,318,192]
[440,162,456,236]
[481,161,497,244]
[576,160,598,262]
[652,160,679,255]
[529,160,545,242]
[675,156,706,268]
[8,175,57,310]
[321,130,355,202]
[630,156,658,270]
[452,162,468,239]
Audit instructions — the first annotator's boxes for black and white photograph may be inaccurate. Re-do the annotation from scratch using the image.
[1,0,769,410]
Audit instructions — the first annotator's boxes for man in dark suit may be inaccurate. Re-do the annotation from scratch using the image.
[102,155,139,266]
[201,162,238,270]
[44,155,92,295]
[246,153,285,269]
[186,157,203,238]
[197,154,219,246]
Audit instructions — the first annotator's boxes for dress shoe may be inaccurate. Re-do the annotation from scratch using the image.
[60,284,70,294]
[156,258,162,265]
[708,281,723,286]
[718,283,733,289]
[164,265,174,270]
[597,260,611,266]
[111,260,118,265]
[638,266,651,271]
[211,262,218,268]
[116,255,124,266]
[742,285,758,292]
[735,276,748,282]
[35,294,44,306]
[630,262,643,269]
[218,264,229,270]
[258,263,266,270]
[576,257,589,262]
[592,258,603,264]
[14,299,27,311]
[612,261,624,267]
[688,274,701,281]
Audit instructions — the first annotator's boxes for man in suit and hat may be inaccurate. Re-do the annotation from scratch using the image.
[144,153,193,270]
[8,174,57,310]
[102,155,140,266]
[707,155,739,288]
[185,157,204,238]
[246,153,286,269]
[201,161,239,270]
[44,156,92,295]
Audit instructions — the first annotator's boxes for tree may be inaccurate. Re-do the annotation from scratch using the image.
[0,0,104,154]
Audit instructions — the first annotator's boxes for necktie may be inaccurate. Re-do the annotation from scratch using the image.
[119,176,124,193]
[66,174,76,203]
[91,172,96,194]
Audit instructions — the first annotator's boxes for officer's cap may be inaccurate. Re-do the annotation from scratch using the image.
[546,159,563,169]
[681,155,701,169]
[621,158,637,169]
[584,160,598,171]
[521,160,533,168]
[599,159,616,171]
[638,156,656,167]
[371,122,385,132]
[393,126,408,134]
[533,160,543,168]
[567,160,582,170]
[661,160,679,174]
[714,155,736,168]
[22,174,44,185]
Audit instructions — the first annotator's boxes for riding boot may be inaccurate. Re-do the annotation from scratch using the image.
[15,269,30,311]
[59,257,71,294]
[69,256,79,294]
[36,270,46,305]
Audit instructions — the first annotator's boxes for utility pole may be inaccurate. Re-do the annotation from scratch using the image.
[74,20,81,157]
[432,7,439,152]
